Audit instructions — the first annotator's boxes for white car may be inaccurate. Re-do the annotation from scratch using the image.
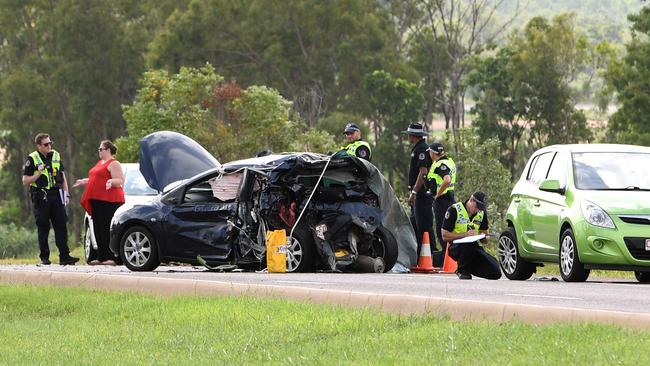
[83,163,158,263]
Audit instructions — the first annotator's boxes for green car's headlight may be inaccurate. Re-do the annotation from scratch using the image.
[580,201,615,229]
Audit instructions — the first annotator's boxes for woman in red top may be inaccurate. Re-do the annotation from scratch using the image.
[73,140,125,265]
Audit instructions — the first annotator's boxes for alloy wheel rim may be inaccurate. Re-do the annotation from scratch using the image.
[560,235,574,275]
[124,231,151,267]
[285,236,302,272]
[498,236,517,274]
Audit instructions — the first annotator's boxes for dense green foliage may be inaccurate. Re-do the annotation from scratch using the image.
[0,0,648,242]
[119,64,337,162]
[2,284,650,364]
[0,224,39,258]
[606,6,650,146]
[470,14,597,177]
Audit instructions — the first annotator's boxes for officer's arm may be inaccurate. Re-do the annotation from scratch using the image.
[22,173,39,186]
[435,175,451,199]
[22,167,43,186]
[413,166,428,193]
[441,228,472,242]
[61,172,69,195]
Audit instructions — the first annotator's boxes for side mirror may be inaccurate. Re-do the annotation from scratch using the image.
[539,179,565,195]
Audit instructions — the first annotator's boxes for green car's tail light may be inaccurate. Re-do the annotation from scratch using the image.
[581,201,615,229]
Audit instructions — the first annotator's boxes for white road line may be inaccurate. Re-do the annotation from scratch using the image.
[505,293,582,300]
[274,280,331,285]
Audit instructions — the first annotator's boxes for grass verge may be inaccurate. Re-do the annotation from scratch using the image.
[1,284,649,365]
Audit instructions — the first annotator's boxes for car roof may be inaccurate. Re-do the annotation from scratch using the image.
[535,144,650,154]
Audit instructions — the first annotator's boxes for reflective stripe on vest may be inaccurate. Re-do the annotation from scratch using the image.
[427,157,456,195]
[29,150,61,189]
[341,140,371,159]
[451,202,484,234]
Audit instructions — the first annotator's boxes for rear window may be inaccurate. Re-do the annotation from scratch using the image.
[123,168,158,196]
[572,152,650,190]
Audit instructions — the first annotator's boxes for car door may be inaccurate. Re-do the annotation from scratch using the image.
[162,175,240,262]
[530,151,569,258]
[518,151,556,259]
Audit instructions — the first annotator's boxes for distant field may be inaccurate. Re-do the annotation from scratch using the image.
[1,284,649,365]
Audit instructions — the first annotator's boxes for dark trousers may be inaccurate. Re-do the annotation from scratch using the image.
[33,189,69,261]
[411,191,434,256]
[433,193,455,252]
[449,242,501,280]
[90,199,123,261]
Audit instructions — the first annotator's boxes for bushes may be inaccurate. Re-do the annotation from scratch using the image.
[0,223,40,258]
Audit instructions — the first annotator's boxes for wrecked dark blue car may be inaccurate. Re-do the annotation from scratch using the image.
[109,131,417,272]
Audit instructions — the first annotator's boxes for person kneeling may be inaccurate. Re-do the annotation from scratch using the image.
[441,191,501,280]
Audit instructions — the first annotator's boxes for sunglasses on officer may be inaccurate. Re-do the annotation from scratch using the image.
[40,141,53,147]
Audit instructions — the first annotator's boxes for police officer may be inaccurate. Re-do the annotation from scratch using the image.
[426,142,456,253]
[22,133,79,265]
[401,122,433,255]
[441,191,501,280]
[339,122,371,161]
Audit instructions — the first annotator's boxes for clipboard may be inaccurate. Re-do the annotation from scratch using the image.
[452,233,486,244]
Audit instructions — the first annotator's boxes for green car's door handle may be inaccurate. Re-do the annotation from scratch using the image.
[533,201,541,207]
[513,198,521,203]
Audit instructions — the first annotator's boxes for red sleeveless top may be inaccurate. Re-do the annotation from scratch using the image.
[80,159,125,215]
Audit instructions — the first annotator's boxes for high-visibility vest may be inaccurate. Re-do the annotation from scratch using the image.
[451,202,484,234]
[341,140,371,160]
[427,157,456,195]
[29,150,61,189]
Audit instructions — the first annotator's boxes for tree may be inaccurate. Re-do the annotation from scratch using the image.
[0,0,156,235]
[364,70,424,190]
[146,0,401,126]
[119,63,336,163]
[407,0,520,145]
[606,5,650,145]
[470,15,593,177]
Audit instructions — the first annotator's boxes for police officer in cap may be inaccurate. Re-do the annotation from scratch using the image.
[441,191,501,280]
[401,122,433,255]
[22,133,79,265]
[339,122,371,161]
[426,142,457,253]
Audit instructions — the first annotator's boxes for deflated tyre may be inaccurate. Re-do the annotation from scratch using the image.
[369,226,398,272]
[120,226,160,272]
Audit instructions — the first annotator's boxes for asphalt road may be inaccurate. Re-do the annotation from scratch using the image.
[2,264,649,315]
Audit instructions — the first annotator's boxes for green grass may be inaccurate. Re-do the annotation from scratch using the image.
[0,245,84,265]
[1,285,649,365]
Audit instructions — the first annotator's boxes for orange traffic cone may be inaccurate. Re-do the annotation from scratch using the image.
[441,242,458,274]
[410,232,439,273]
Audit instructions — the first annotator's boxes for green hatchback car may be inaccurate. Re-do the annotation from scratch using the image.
[498,144,650,282]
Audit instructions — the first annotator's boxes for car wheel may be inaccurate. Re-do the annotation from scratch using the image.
[634,271,650,283]
[497,227,535,280]
[367,226,398,272]
[120,226,160,272]
[84,222,98,263]
[286,226,316,272]
[559,228,590,282]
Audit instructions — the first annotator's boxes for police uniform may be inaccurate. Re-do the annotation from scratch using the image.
[427,155,456,252]
[408,138,433,253]
[442,201,501,280]
[24,150,72,263]
[341,140,372,161]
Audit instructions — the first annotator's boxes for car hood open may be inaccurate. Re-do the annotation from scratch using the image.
[139,131,221,192]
